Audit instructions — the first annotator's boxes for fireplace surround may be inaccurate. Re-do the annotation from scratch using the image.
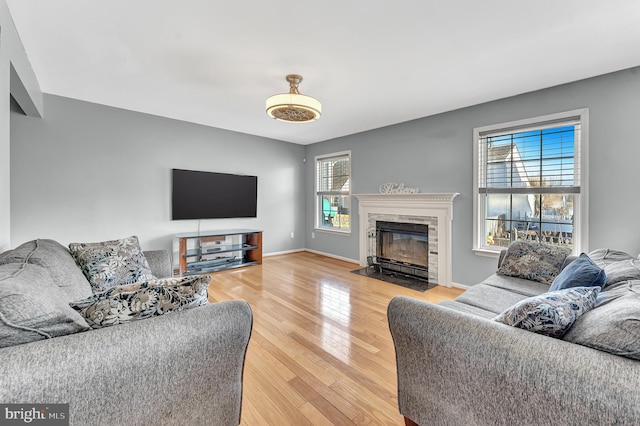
[354,193,459,287]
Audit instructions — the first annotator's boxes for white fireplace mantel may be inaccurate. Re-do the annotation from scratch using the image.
[354,192,460,205]
[354,192,460,287]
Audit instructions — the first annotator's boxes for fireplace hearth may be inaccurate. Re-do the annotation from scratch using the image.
[351,264,435,292]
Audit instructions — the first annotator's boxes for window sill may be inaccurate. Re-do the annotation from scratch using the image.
[473,248,501,258]
[314,228,351,236]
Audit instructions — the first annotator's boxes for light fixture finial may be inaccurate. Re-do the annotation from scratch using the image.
[286,74,302,94]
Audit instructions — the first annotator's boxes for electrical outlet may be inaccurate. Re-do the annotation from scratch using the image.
[312,232,315,239]
[290,231,295,239]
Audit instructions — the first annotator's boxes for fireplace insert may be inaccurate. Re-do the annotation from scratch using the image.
[376,221,429,280]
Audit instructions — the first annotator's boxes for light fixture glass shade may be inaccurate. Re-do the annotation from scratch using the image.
[266,74,321,123]
[266,93,322,122]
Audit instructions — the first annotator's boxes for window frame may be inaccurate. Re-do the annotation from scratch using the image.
[472,109,589,257]
[314,150,352,234]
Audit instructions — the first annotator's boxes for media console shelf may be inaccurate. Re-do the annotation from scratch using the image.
[175,229,262,276]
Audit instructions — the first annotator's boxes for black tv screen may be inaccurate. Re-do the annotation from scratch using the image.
[172,169,258,220]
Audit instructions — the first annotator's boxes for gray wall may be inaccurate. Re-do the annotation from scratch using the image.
[306,67,640,286]
[8,58,640,286]
[0,0,43,251]
[10,94,307,256]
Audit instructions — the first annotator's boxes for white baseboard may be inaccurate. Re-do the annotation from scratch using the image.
[301,249,360,265]
[451,282,470,290]
[263,248,305,257]
[264,247,359,264]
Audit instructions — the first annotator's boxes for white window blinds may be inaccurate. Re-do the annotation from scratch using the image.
[478,118,581,195]
[316,153,350,195]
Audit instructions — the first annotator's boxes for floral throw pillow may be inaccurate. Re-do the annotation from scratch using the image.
[69,274,211,329]
[497,241,571,284]
[69,236,155,293]
[494,287,600,338]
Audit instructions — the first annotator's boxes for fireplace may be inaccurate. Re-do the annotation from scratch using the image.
[376,221,429,280]
[355,192,459,287]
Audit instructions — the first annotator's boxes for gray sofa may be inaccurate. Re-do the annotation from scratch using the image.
[388,248,640,426]
[0,239,252,426]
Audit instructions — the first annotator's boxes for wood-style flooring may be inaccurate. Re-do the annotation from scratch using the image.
[207,251,464,425]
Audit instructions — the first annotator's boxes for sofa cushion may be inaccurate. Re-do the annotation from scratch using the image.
[69,274,210,329]
[437,300,496,319]
[0,263,90,348]
[549,253,606,291]
[69,235,155,293]
[563,280,640,360]
[497,241,571,284]
[455,283,533,315]
[602,259,640,289]
[0,239,93,303]
[587,248,636,268]
[494,287,600,338]
[482,273,551,297]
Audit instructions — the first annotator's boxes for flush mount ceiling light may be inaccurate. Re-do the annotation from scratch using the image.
[266,74,321,123]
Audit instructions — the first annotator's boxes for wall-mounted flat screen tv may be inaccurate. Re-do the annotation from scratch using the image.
[171,168,258,220]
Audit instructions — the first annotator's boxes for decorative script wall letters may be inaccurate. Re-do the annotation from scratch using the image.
[378,183,420,194]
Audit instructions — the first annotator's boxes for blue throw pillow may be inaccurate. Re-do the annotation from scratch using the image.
[549,253,606,291]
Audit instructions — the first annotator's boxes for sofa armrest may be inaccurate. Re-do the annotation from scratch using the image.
[388,296,640,426]
[0,301,252,426]
[144,249,173,278]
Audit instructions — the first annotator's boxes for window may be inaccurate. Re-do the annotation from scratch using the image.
[473,109,588,255]
[315,151,351,232]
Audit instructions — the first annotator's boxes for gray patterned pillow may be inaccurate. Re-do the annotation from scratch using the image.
[69,274,210,329]
[497,241,571,284]
[0,263,90,348]
[587,248,635,268]
[603,259,640,289]
[563,281,640,360]
[494,287,600,338]
[0,239,93,302]
[69,236,155,293]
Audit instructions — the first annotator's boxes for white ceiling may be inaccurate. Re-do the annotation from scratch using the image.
[6,1,640,145]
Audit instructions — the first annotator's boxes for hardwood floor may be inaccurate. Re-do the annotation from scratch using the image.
[207,251,464,425]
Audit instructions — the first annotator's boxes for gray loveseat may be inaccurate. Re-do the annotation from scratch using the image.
[388,246,640,426]
[0,239,252,426]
